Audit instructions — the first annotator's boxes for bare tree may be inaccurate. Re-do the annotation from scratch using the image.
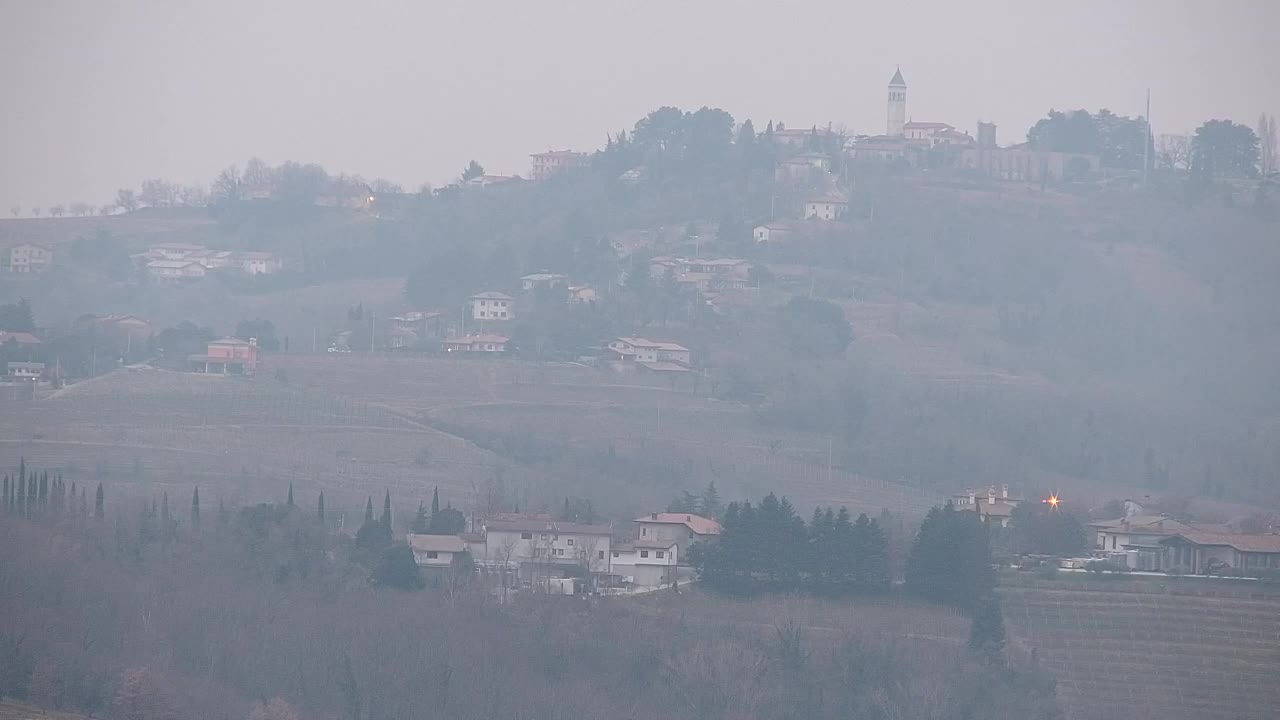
[116,189,138,212]
[49,204,65,217]
[32,207,42,217]
[9,205,18,217]
[99,205,113,216]
[211,166,243,206]
[140,179,176,208]
[243,156,273,189]
[1260,113,1278,176]
[1157,134,1191,172]
[370,178,403,194]
[70,202,91,217]
[180,184,209,207]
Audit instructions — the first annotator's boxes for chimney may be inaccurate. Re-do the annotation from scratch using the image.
[686,515,692,522]
[1001,484,1009,499]
[651,512,658,520]
[967,489,976,506]
[988,486,996,505]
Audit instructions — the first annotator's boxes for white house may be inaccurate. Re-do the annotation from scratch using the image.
[607,337,691,366]
[521,273,569,291]
[952,485,1022,529]
[7,243,53,273]
[904,121,958,144]
[239,251,283,275]
[753,223,793,244]
[407,533,467,567]
[634,512,721,561]
[443,334,509,353]
[146,260,207,281]
[803,196,848,221]
[610,540,679,588]
[6,362,44,379]
[469,292,513,321]
[474,518,613,587]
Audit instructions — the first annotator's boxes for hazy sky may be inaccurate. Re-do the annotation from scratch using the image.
[2,0,1277,210]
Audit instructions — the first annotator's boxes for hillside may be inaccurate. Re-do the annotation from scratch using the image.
[1001,577,1280,720]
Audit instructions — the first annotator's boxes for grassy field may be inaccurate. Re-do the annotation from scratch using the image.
[0,700,83,720]
[1000,576,1280,720]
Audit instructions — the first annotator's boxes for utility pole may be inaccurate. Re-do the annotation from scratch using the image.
[1143,88,1151,188]
[369,311,375,352]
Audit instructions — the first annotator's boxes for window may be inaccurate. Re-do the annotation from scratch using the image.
[656,551,665,559]
[641,527,647,536]
[521,532,532,540]
[426,551,438,559]
[1111,536,1117,550]
[640,550,649,558]
[598,550,605,559]
[612,551,619,558]
[567,538,574,546]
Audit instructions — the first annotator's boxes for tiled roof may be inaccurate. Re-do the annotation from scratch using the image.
[0,332,41,345]
[1163,532,1280,553]
[470,291,513,300]
[445,334,509,345]
[634,512,721,535]
[407,534,466,553]
[1088,516,1190,534]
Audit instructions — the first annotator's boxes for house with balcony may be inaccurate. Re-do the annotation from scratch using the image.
[472,517,613,589]
[634,512,721,561]
[1090,515,1192,570]
[521,273,569,292]
[1160,532,1280,574]
[606,337,691,368]
[7,243,53,273]
[146,260,207,283]
[443,334,509,354]
[610,540,679,588]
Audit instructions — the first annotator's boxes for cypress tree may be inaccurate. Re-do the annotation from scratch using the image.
[364,496,374,525]
[39,472,48,508]
[79,487,87,517]
[161,492,170,525]
[94,483,104,519]
[2,476,8,513]
[28,475,36,514]
[191,486,201,528]
[218,498,230,525]
[430,487,440,516]
[381,490,392,530]
[411,501,430,534]
[969,592,1007,664]
[318,492,326,525]
[17,472,27,518]
[287,482,295,507]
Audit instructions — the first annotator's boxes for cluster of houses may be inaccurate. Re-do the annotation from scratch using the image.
[139,242,283,284]
[1088,502,1280,574]
[407,510,721,594]
[952,485,1280,575]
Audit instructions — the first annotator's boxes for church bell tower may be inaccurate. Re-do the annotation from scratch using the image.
[887,66,907,137]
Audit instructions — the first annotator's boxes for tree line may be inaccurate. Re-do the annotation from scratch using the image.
[693,493,890,596]
[2,459,104,521]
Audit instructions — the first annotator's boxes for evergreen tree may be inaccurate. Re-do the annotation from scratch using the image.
[318,492,326,525]
[79,487,87,517]
[700,481,722,518]
[561,497,572,521]
[2,476,8,513]
[95,483,104,520]
[17,473,26,518]
[411,501,430,534]
[852,513,890,592]
[39,472,48,509]
[191,486,201,528]
[381,490,392,531]
[969,592,1007,664]
[430,487,440,516]
[905,503,994,612]
[218,498,230,526]
[364,496,374,525]
[287,482,295,507]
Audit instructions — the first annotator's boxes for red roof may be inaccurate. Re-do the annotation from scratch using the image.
[904,121,953,129]
[0,332,41,345]
[485,519,613,536]
[634,512,721,536]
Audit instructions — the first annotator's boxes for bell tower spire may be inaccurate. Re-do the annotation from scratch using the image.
[887,66,907,137]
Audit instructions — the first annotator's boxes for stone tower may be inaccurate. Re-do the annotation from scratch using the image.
[887,66,907,137]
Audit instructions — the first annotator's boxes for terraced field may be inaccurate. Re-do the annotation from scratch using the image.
[1001,580,1280,720]
[0,368,545,514]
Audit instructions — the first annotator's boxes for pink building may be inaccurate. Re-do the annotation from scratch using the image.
[190,337,258,375]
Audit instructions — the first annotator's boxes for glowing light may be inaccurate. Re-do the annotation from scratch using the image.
[1042,493,1061,509]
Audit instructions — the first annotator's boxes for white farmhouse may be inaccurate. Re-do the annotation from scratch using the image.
[474,518,613,588]
[804,195,848,221]
[469,292,513,321]
[634,512,721,561]
[610,540,679,588]
[407,533,467,567]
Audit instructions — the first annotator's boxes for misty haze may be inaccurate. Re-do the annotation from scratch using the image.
[1,2,1279,720]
